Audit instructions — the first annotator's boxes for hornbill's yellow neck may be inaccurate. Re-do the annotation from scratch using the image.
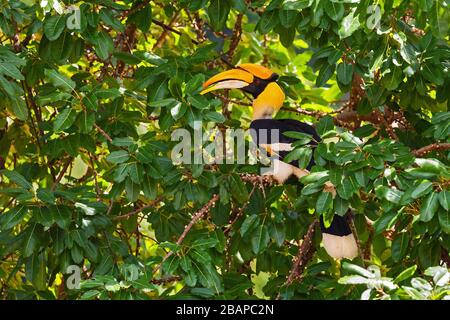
[200,64,285,120]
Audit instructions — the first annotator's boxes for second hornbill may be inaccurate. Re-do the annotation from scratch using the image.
[200,63,358,260]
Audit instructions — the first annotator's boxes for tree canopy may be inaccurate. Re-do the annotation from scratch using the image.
[0,0,449,300]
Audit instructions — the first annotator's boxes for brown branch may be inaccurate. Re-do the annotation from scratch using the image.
[346,212,364,262]
[51,158,73,191]
[412,143,450,157]
[151,275,182,285]
[189,11,207,42]
[277,219,319,299]
[224,185,257,235]
[150,18,234,68]
[226,13,243,60]
[153,12,180,50]
[151,18,199,45]
[364,218,374,260]
[239,173,277,187]
[116,24,137,76]
[88,153,102,200]
[94,123,113,143]
[441,248,450,266]
[153,194,220,275]
[113,196,164,221]
[281,106,328,118]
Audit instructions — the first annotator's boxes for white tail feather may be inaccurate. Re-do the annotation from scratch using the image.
[322,233,358,260]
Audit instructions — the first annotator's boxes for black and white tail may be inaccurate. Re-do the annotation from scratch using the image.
[320,215,358,259]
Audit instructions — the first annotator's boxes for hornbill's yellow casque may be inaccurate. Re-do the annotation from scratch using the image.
[201,63,358,260]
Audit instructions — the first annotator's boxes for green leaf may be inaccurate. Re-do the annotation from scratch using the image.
[279,10,298,28]
[95,255,113,275]
[334,196,348,216]
[0,206,27,229]
[125,178,140,202]
[0,63,24,80]
[129,162,143,184]
[279,26,296,48]
[82,94,98,111]
[142,175,157,200]
[188,95,211,109]
[258,9,279,33]
[148,98,178,108]
[106,150,130,164]
[229,174,248,204]
[77,111,95,134]
[99,8,125,32]
[300,171,329,184]
[411,181,433,199]
[2,170,32,189]
[45,69,76,92]
[336,62,353,85]
[240,215,260,237]
[251,224,270,255]
[373,211,398,234]
[72,229,88,247]
[316,63,335,87]
[316,116,335,136]
[91,31,114,61]
[37,188,56,204]
[44,15,67,41]
[284,147,311,168]
[324,0,344,21]
[375,185,403,204]
[438,190,450,211]
[283,0,313,10]
[439,210,450,234]
[52,205,71,229]
[339,8,360,39]
[127,4,152,32]
[419,192,439,222]
[336,177,356,200]
[10,98,28,121]
[316,191,333,214]
[392,232,410,262]
[23,223,39,257]
[393,265,417,284]
[25,252,47,291]
[53,108,77,132]
[382,67,404,90]
[207,0,231,31]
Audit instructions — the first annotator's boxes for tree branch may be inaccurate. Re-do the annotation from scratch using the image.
[153,194,220,275]
[412,143,450,157]
[51,158,72,191]
[113,196,164,221]
[277,219,319,299]
[226,13,243,60]
[94,123,113,143]
[153,12,180,50]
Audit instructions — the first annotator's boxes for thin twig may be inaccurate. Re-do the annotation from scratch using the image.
[113,196,164,221]
[412,143,450,157]
[153,12,180,49]
[224,185,257,235]
[94,123,113,143]
[51,158,72,191]
[277,219,319,299]
[153,194,219,274]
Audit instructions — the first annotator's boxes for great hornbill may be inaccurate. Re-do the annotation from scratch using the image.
[200,63,358,260]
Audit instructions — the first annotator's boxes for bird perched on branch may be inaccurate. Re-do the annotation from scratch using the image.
[201,63,358,260]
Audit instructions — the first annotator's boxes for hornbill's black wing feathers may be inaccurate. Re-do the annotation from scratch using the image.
[249,118,358,259]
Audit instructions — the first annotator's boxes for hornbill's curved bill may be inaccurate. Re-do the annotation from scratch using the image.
[201,63,358,260]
